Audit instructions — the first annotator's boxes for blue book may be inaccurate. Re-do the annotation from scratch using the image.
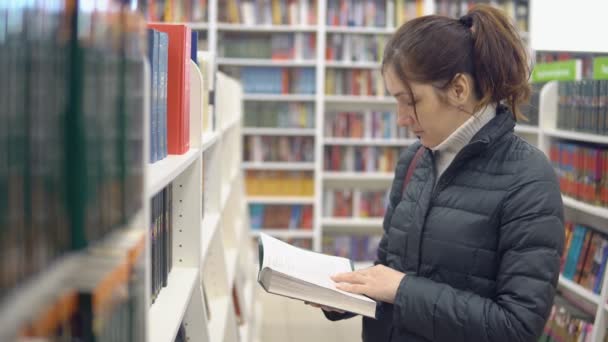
[564,226,587,279]
[594,239,608,293]
[147,29,159,163]
[191,31,198,65]
[158,32,169,159]
[250,204,264,230]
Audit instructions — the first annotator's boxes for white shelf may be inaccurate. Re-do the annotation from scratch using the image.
[201,214,221,263]
[147,148,200,197]
[562,195,608,220]
[325,95,396,104]
[207,297,231,342]
[218,58,316,67]
[321,217,383,229]
[326,26,395,35]
[149,267,199,342]
[324,137,417,146]
[243,94,316,102]
[188,22,209,30]
[514,125,539,134]
[250,229,314,238]
[544,128,608,145]
[323,171,393,182]
[247,196,315,204]
[201,131,220,152]
[225,248,239,289]
[558,274,600,305]
[242,127,316,136]
[221,117,241,135]
[242,161,315,171]
[325,61,381,69]
[217,23,317,32]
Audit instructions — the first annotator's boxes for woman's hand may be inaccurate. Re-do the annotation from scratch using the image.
[331,265,406,304]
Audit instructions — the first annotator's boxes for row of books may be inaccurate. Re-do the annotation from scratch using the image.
[0,0,146,298]
[324,146,401,172]
[536,52,596,80]
[322,235,382,262]
[557,80,608,135]
[325,69,386,96]
[220,0,318,25]
[249,204,314,229]
[147,23,193,155]
[18,235,146,341]
[434,0,528,32]
[327,0,389,28]
[539,295,594,342]
[326,34,387,63]
[244,102,315,128]
[219,33,316,60]
[245,171,315,196]
[146,0,209,22]
[238,67,316,94]
[562,222,608,295]
[549,141,608,206]
[327,0,422,28]
[243,136,315,162]
[325,111,415,139]
[150,185,174,304]
[323,189,388,218]
[147,29,169,163]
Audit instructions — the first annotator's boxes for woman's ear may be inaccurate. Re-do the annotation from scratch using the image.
[446,73,472,106]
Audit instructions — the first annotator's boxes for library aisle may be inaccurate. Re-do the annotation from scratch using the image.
[4,1,608,342]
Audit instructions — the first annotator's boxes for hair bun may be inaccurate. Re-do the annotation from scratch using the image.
[459,15,473,29]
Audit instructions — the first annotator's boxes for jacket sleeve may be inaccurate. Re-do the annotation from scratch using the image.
[392,178,564,342]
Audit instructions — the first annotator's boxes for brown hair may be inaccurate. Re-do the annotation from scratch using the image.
[382,4,530,121]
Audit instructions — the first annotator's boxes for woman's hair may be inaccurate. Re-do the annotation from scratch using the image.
[382,4,530,121]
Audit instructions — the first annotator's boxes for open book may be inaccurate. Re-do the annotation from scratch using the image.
[257,233,377,318]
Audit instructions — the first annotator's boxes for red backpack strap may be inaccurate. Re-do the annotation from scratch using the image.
[401,146,425,195]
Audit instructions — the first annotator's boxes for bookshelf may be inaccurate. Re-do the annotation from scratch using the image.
[534,80,608,341]
[188,0,536,324]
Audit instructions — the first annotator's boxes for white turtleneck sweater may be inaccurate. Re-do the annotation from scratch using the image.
[431,104,496,184]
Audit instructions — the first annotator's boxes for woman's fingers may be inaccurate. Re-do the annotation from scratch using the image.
[331,271,367,284]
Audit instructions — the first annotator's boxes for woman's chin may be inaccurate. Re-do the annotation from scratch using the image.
[418,136,436,149]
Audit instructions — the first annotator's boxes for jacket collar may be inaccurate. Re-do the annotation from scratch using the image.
[455,104,515,158]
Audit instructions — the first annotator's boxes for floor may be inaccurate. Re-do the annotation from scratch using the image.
[256,288,362,342]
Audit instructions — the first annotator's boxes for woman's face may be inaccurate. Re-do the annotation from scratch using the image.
[384,66,472,148]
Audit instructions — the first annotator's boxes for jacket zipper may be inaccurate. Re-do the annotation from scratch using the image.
[416,141,486,274]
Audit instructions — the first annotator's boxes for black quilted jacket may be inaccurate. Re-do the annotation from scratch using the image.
[325,106,565,342]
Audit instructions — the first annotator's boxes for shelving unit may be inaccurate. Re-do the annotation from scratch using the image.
[195,0,537,300]
[534,80,608,342]
[143,52,256,342]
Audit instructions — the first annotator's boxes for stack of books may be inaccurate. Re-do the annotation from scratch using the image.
[324,146,401,172]
[245,171,315,196]
[325,69,386,96]
[244,136,315,163]
[557,80,608,134]
[244,102,315,128]
[220,0,318,25]
[325,111,414,139]
[249,204,314,229]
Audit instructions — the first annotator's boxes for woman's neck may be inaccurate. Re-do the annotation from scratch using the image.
[431,104,496,181]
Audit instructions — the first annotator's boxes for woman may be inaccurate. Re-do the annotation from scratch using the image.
[312,4,564,342]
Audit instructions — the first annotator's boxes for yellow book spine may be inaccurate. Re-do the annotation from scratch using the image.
[416,0,424,17]
[272,0,282,25]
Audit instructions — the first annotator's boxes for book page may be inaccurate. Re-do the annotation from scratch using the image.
[260,234,374,303]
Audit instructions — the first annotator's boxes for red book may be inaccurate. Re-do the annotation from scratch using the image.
[575,231,594,282]
[301,206,313,229]
[147,23,191,154]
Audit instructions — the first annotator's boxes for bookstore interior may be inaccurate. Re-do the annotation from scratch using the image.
[2,0,608,342]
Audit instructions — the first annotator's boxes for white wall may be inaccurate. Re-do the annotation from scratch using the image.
[530,0,608,53]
